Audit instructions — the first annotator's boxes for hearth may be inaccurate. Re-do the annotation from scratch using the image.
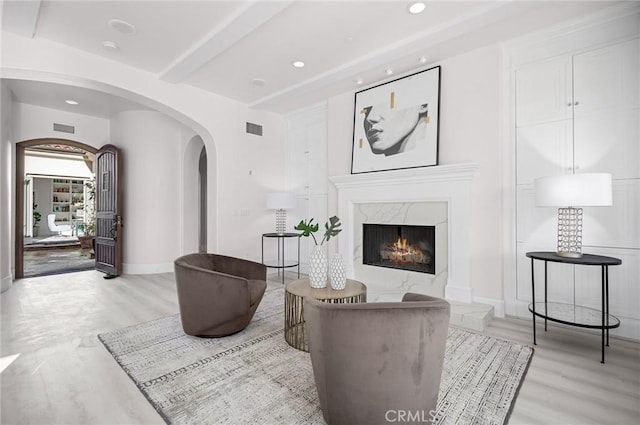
[363,224,435,274]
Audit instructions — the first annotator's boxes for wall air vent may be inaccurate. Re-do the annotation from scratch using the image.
[53,123,75,134]
[246,122,263,136]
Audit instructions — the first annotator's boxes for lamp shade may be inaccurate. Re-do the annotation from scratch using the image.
[266,192,296,210]
[534,173,612,207]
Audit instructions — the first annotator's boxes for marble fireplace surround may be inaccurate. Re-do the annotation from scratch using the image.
[330,163,479,304]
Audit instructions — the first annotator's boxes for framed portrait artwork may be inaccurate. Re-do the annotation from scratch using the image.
[351,66,441,174]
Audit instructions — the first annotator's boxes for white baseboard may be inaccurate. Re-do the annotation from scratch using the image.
[122,262,173,275]
[474,296,505,318]
[1,274,13,293]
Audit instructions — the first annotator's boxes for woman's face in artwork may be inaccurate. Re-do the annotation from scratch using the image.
[363,102,428,155]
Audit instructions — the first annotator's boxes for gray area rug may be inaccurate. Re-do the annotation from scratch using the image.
[99,287,533,425]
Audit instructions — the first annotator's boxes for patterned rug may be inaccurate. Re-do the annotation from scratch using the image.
[99,287,533,425]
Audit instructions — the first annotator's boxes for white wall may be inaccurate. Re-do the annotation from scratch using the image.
[13,103,109,147]
[213,108,286,262]
[110,111,184,273]
[438,45,503,302]
[326,44,504,303]
[0,81,13,292]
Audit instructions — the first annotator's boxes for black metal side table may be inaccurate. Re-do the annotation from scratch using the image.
[261,233,301,284]
[526,251,622,363]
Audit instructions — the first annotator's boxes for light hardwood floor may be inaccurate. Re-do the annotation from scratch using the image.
[1,270,639,425]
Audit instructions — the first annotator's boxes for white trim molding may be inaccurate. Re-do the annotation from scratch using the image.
[1,274,13,293]
[122,262,174,275]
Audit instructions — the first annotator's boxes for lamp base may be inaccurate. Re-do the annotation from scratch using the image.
[275,209,287,234]
[556,207,583,258]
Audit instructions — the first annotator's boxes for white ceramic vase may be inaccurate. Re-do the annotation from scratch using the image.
[308,245,328,288]
[329,253,347,290]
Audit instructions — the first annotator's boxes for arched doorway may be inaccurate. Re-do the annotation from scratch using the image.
[182,135,209,254]
[198,146,207,253]
[15,138,98,278]
[3,74,219,283]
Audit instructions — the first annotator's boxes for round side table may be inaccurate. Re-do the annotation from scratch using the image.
[284,278,367,352]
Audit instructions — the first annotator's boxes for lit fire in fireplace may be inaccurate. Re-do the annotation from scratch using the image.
[380,237,429,265]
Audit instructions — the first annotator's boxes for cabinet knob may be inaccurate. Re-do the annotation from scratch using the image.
[574,101,579,106]
[567,102,573,106]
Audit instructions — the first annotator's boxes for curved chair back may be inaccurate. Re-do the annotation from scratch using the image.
[47,214,57,231]
[174,253,267,337]
[47,213,72,235]
[304,293,450,425]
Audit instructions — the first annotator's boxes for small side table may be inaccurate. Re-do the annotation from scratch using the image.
[261,233,300,284]
[284,278,367,352]
[527,251,622,363]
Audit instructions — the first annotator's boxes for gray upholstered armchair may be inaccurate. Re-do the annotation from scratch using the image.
[174,253,267,337]
[304,293,450,425]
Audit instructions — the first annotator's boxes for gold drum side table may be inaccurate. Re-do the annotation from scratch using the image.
[284,278,367,352]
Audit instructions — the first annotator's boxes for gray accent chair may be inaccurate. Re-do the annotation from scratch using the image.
[174,253,267,337]
[304,293,450,425]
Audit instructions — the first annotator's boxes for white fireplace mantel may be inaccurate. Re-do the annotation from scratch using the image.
[330,163,479,304]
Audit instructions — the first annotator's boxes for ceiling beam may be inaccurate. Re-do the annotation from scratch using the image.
[249,0,538,111]
[1,0,42,38]
[159,0,294,83]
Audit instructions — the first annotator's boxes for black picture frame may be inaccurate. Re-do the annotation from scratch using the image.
[351,66,441,174]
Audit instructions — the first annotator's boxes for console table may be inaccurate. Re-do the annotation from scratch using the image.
[261,233,300,284]
[284,278,367,352]
[526,251,622,363]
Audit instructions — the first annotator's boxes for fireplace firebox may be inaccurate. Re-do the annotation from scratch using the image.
[362,224,435,274]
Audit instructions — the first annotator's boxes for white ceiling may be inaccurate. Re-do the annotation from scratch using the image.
[1,0,622,117]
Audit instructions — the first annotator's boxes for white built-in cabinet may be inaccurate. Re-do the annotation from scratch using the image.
[508,6,640,339]
[285,103,329,273]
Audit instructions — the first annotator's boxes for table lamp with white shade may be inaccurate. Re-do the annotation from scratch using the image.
[534,173,613,258]
[266,192,296,234]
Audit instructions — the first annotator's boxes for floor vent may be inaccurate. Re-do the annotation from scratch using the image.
[246,122,263,136]
[53,123,75,134]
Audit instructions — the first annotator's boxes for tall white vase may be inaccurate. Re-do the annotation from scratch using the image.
[329,253,347,290]
[308,245,327,288]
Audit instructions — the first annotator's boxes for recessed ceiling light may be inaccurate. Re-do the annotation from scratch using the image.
[355,78,364,85]
[409,2,426,14]
[108,18,137,35]
[102,41,119,51]
[418,56,428,64]
[65,100,79,105]
[292,61,305,68]
[251,78,266,87]
[385,69,393,76]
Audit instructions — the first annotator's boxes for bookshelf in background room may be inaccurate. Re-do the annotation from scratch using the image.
[51,178,86,226]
